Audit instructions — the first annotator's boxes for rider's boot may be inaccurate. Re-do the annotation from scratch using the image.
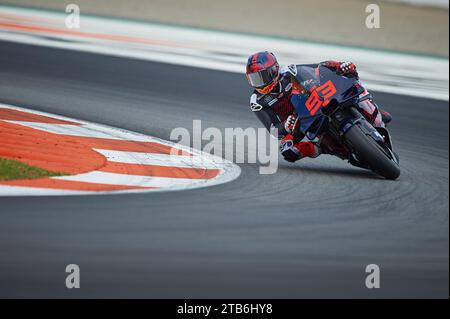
[280,135,321,163]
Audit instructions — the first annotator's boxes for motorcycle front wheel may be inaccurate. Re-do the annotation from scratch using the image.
[344,124,401,180]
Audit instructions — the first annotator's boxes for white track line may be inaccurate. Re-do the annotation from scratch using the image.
[54,171,212,188]
[96,149,226,169]
[0,185,86,196]
[5,121,153,141]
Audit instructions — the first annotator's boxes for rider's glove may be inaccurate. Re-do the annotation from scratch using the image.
[339,61,357,76]
[323,61,358,78]
[284,115,297,134]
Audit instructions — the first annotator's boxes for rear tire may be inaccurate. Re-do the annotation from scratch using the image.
[345,124,400,180]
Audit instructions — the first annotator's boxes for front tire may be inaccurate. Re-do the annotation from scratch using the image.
[344,124,401,180]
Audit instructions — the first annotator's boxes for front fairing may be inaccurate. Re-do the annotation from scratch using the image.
[296,65,361,104]
[290,94,323,136]
[290,65,363,136]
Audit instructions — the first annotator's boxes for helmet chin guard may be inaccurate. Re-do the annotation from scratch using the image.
[256,76,279,94]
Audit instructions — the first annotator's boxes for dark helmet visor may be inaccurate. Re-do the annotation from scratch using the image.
[247,65,279,88]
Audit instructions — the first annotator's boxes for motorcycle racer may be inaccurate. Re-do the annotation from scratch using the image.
[246,51,392,163]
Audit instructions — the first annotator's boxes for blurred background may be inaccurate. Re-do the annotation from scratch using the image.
[2,0,449,57]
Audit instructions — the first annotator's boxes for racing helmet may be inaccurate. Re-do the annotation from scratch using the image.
[246,51,280,94]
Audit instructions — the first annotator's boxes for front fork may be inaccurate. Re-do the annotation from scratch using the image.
[355,91,385,128]
[319,100,387,162]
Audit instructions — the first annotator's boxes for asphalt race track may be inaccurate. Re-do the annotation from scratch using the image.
[0,41,448,298]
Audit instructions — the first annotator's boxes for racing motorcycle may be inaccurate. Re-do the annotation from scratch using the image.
[290,65,400,180]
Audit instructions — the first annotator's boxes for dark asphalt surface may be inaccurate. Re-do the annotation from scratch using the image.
[0,41,448,298]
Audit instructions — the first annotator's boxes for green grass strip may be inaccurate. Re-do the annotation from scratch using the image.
[0,157,65,181]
